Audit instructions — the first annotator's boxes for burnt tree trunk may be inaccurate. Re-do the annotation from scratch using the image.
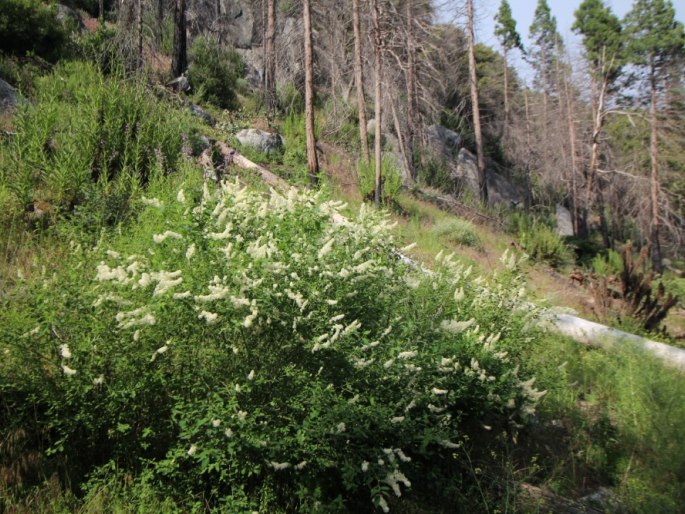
[171,0,187,78]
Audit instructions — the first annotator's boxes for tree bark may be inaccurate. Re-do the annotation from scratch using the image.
[264,0,276,113]
[523,88,532,212]
[503,47,509,130]
[649,65,662,273]
[562,66,578,236]
[583,72,609,241]
[466,0,487,203]
[405,0,417,181]
[352,0,370,164]
[391,101,413,184]
[303,0,319,186]
[171,0,187,78]
[137,0,144,68]
[372,0,383,206]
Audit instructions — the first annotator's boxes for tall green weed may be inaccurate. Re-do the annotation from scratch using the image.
[535,339,685,512]
[358,157,403,204]
[0,61,195,228]
[509,212,574,269]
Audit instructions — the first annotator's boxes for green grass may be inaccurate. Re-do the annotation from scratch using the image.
[430,218,482,249]
[531,337,685,512]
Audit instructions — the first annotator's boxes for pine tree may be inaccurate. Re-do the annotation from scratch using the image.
[573,0,622,77]
[528,0,563,110]
[494,0,523,126]
[623,0,685,272]
[573,0,623,238]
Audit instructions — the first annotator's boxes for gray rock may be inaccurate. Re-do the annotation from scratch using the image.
[190,103,215,125]
[366,118,376,137]
[453,148,480,197]
[425,124,461,157]
[235,48,262,91]
[453,148,523,207]
[0,79,21,114]
[188,0,256,49]
[556,204,575,237]
[56,4,85,32]
[235,128,283,155]
[487,171,523,208]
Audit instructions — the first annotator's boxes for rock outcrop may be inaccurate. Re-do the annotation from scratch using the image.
[453,148,522,208]
[0,79,22,114]
[556,204,574,237]
[425,124,461,158]
[235,128,284,156]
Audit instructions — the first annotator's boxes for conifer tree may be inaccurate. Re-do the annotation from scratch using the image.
[494,0,523,126]
[573,0,623,238]
[623,0,685,272]
[528,0,563,114]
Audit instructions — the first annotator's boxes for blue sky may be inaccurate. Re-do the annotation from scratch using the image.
[464,0,685,83]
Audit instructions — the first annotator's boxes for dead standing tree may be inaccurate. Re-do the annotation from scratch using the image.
[303,0,319,186]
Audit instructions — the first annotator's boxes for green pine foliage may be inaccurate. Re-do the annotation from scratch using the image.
[528,0,564,95]
[494,0,524,53]
[623,0,685,73]
[188,37,244,110]
[572,0,623,79]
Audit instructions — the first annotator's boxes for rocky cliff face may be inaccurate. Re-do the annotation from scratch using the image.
[186,0,303,89]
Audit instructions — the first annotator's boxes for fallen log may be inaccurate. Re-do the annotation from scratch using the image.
[226,150,685,374]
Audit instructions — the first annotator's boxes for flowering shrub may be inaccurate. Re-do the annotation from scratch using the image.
[2,179,546,511]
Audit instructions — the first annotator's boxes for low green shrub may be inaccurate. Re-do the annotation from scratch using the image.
[0,0,70,62]
[430,218,481,249]
[0,61,195,227]
[1,180,546,511]
[359,156,403,205]
[509,213,574,269]
[419,157,456,194]
[280,113,307,167]
[189,37,243,109]
[277,83,304,116]
[591,248,623,277]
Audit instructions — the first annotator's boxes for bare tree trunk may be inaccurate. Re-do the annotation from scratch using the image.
[171,0,187,78]
[303,0,319,186]
[264,0,276,113]
[649,67,662,273]
[466,0,487,203]
[523,88,532,212]
[563,66,579,236]
[503,47,509,131]
[405,0,417,181]
[352,0,370,164]
[391,101,413,184]
[372,0,383,206]
[100,0,105,20]
[584,74,608,239]
[137,0,144,68]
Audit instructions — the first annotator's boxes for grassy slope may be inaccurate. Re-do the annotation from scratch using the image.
[2,69,685,511]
